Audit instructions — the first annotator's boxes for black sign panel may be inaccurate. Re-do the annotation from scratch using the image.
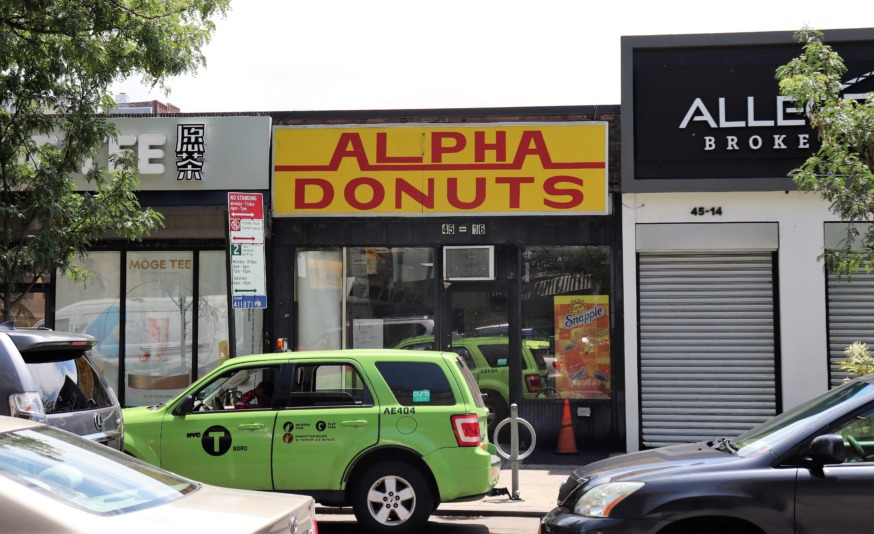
[622,28,874,192]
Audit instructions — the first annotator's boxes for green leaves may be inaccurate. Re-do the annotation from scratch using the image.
[777,27,874,278]
[839,342,874,380]
[0,0,228,320]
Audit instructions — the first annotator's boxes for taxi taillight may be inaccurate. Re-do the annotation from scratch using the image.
[525,373,543,393]
[451,414,481,447]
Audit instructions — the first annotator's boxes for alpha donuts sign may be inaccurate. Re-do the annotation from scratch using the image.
[272,123,608,216]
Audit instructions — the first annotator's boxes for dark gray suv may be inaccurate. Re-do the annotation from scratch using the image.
[541,374,874,533]
[0,323,122,449]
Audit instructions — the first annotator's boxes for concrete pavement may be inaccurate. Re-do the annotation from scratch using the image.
[435,462,577,518]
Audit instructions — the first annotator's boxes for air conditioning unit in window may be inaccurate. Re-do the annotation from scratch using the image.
[443,246,495,281]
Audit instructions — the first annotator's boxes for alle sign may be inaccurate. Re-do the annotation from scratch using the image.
[273,123,609,217]
[623,29,874,191]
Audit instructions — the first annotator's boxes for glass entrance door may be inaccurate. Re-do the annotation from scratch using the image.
[445,282,517,425]
[448,284,509,341]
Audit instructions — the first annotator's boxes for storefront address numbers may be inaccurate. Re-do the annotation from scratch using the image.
[691,207,723,216]
[441,223,486,235]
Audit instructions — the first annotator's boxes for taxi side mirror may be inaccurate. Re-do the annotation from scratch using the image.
[173,395,195,416]
[809,434,847,465]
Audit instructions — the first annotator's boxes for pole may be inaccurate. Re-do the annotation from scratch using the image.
[510,403,520,499]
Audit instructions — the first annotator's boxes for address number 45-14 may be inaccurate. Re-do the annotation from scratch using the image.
[691,207,723,216]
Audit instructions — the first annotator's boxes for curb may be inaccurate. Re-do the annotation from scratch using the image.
[315,506,547,519]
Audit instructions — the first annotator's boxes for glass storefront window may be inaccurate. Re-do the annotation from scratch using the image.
[55,252,121,393]
[198,251,230,379]
[2,271,51,327]
[56,250,232,406]
[295,247,434,350]
[522,246,612,400]
[124,251,194,406]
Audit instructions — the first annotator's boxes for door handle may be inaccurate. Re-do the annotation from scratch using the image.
[238,423,265,431]
[341,420,369,427]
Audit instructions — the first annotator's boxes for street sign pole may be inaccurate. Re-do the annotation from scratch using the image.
[227,192,267,310]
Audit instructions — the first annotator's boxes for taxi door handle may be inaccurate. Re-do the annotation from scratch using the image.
[341,420,368,427]
[238,423,265,431]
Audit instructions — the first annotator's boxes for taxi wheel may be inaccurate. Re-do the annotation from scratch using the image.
[352,461,432,534]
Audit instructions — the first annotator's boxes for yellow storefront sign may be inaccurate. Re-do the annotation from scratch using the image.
[273,123,608,217]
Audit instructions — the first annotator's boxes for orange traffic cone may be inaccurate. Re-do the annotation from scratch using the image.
[555,398,579,454]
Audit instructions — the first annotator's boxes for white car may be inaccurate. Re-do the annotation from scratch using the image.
[0,416,318,533]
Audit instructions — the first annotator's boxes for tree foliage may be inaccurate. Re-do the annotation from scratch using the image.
[0,0,229,322]
[776,27,874,277]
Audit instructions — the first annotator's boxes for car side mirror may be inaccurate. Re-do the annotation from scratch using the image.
[809,434,847,465]
[173,395,195,416]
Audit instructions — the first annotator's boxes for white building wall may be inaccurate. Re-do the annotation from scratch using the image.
[622,190,835,452]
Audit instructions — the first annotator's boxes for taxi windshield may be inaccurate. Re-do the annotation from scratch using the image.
[731,380,874,455]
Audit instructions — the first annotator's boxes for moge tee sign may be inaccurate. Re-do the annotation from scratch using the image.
[272,123,609,217]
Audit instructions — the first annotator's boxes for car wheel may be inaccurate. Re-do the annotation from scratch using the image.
[352,461,432,534]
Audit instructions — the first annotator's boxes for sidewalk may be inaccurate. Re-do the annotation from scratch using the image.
[435,463,575,518]
[436,449,610,518]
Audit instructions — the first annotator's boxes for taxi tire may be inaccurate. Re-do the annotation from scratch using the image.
[352,460,432,534]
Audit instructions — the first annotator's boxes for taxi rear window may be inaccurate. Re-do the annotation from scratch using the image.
[375,362,456,406]
[478,344,509,368]
[454,356,485,408]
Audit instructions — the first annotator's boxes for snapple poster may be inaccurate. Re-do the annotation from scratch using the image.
[553,295,611,399]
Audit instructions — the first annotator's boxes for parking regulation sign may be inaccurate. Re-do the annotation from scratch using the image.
[228,192,267,309]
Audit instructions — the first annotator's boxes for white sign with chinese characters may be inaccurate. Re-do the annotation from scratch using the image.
[70,116,271,191]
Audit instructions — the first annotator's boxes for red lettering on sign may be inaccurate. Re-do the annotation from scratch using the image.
[475,131,506,163]
[344,177,384,210]
[543,176,585,209]
[395,178,435,209]
[513,131,553,166]
[431,132,466,163]
[376,132,423,164]
[447,177,486,209]
[495,177,535,209]
[295,179,334,209]
[329,133,369,168]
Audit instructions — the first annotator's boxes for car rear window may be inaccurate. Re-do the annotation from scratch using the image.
[527,346,549,371]
[25,354,115,413]
[375,361,456,406]
[453,356,485,408]
[478,344,511,368]
[448,347,477,370]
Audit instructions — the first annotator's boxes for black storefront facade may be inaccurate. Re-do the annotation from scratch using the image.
[267,107,626,452]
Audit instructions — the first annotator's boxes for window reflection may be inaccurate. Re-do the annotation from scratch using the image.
[295,247,434,350]
[522,246,611,400]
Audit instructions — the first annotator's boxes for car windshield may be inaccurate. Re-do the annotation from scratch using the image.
[0,426,198,515]
[731,380,874,455]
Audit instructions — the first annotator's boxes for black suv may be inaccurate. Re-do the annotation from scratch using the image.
[541,374,874,533]
[0,323,122,449]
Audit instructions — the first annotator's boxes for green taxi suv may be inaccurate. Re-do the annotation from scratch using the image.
[394,335,550,427]
[122,349,500,534]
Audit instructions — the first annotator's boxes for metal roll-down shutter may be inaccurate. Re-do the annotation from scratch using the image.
[638,252,777,448]
[827,270,874,387]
